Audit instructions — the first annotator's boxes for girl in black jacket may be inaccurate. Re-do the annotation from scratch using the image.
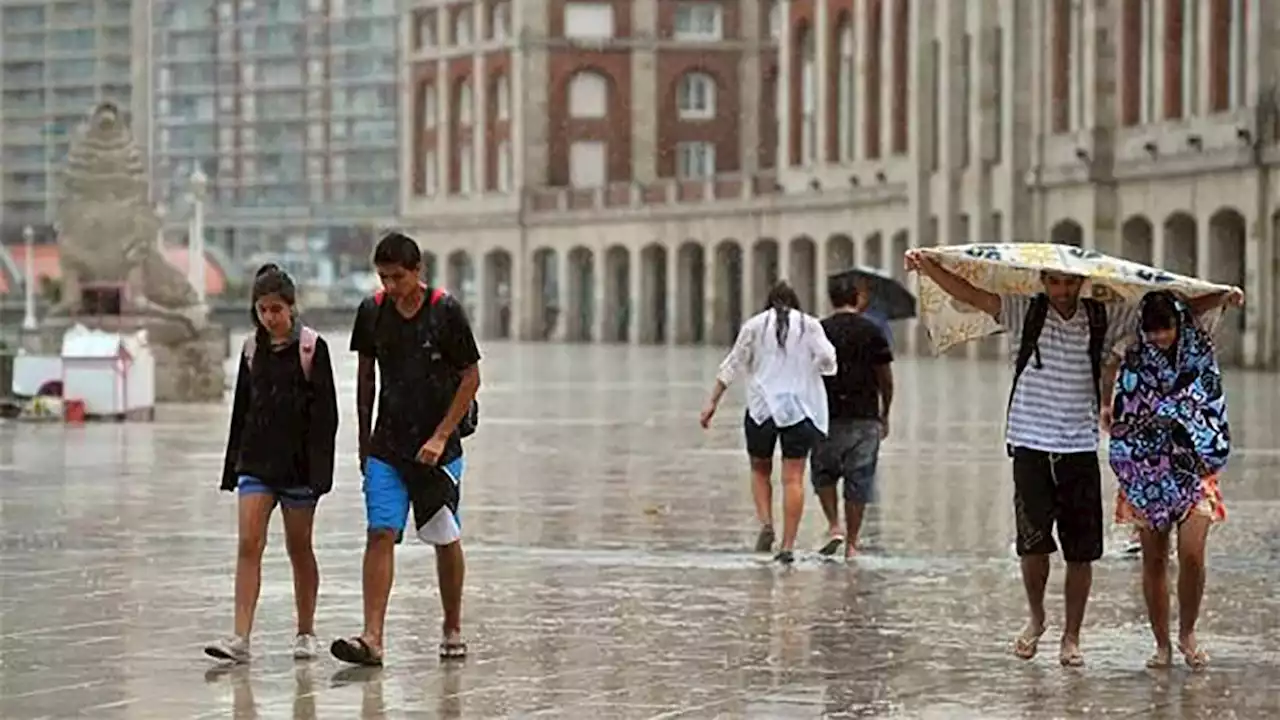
[205,264,339,664]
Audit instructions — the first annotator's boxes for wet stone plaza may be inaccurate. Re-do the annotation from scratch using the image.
[2,340,1279,719]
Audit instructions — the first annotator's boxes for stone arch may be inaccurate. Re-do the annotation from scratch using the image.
[676,242,705,344]
[446,250,475,318]
[826,234,855,273]
[863,232,884,270]
[1161,212,1197,276]
[530,247,559,340]
[602,245,630,342]
[482,248,513,340]
[1120,215,1154,265]
[789,236,817,313]
[1050,219,1084,247]
[1208,207,1246,366]
[566,246,595,342]
[712,240,744,345]
[751,239,779,310]
[639,243,668,344]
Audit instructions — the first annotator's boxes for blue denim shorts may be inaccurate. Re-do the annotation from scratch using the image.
[363,455,465,545]
[237,476,317,510]
[809,419,882,504]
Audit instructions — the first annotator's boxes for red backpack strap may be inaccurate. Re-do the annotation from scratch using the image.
[429,287,446,305]
[298,326,318,381]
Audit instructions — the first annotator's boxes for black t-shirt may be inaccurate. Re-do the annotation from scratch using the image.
[350,290,481,467]
[821,312,893,421]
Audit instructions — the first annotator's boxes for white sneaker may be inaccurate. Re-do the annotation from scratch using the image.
[293,633,318,660]
[205,635,250,664]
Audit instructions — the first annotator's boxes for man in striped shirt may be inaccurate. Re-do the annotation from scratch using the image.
[906,251,1138,668]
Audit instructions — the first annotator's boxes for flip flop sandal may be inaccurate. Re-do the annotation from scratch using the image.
[1013,626,1045,660]
[330,637,383,667]
[439,639,468,660]
[818,536,844,557]
[1179,645,1209,670]
[1146,647,1173,669]
[1059,645,1085,667]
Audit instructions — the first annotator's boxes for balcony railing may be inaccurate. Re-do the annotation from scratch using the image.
[523,173,784,215]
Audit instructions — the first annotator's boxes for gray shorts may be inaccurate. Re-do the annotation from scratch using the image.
[810,419,882,504]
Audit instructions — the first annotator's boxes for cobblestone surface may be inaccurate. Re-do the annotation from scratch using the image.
[2,342,1279,719]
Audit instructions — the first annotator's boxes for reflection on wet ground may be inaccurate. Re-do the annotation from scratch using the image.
[2,341,1279,719]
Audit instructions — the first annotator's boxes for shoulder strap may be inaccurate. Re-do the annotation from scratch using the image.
[1013,294,1050,383]
[429,287,446,305]
[298,326,318,381]
[1082,298,1108,405]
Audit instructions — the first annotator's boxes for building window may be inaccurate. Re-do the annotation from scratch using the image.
[424,149,438,195]
[569,140,607,187]
[495,75,510,121]
[423,84,437,129]
[676,72,716,120]
[674,3,722,40]
[459,141,474,193]
[1139,0,1155,124]
[454,8,473,44]
[1070,0,1085,129]
[959,33,971,167]
[800,28,816,164]
[568,71,609,118]
[457,79,473,126]
[837,23,855,161]
[491,2,510,40]
[769,1,783,40]
[1226,0,1246,109]
[497,139,512,191]
[1050,0,1071,133]
[677,141,716,179]
[564,2,614,40]
[416,11,437,48]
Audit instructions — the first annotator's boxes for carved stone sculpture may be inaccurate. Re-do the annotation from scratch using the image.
[53,102,203,333]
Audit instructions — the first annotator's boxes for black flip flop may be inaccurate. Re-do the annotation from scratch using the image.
[439,639,468,660]
[818,536,844,557]
[330,636,383,667]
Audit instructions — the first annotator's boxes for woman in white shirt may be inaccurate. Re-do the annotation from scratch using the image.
[700,281,838,564]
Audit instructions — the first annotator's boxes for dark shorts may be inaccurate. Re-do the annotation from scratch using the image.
[743,413,822,460]
[1012,447,1103,563]
[810,419,881,504]
[237,476,317,510]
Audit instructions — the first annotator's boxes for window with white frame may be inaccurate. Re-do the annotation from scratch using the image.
[677,141,715,179]
[495,75,510,121]
[674,3,722,40]
[497,139,512,191]
[564,2,614,39]
[454,9,473,44]
[1227,0,1245,108]
[1139,0,1155,123]
[417,11,436,48]
[569,140,607,187]
[1181,0,1198,115]
[457,79,473,126]
[800,30,816,164]
[423,149,438,195]
[837,24,855,160]
[677,72,716,120]
[1069,0,1085,130]
[423,84,437,129]
[568,71,608,118]
[459,141,474,193]
[491,2,510,40]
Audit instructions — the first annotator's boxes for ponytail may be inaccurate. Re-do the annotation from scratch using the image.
[763,281,802,349]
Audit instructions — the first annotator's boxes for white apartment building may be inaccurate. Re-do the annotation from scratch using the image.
[400,0,1278,369]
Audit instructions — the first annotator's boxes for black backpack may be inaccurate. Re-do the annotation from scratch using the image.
[1006,294,1107,451]
[374,286,480,438]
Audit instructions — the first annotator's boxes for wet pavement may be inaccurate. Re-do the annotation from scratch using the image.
[2,339,1279,719]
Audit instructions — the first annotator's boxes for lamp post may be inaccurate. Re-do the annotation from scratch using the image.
[21,225,38,331]
[186,166,208,305]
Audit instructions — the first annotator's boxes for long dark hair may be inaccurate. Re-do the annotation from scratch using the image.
[249,263,297,336]
[763,280,802,348]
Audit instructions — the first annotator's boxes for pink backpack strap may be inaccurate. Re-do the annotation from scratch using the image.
[429,287,446,305]
[298,326,319,381]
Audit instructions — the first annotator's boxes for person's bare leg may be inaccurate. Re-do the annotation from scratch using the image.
[281,506,319,636]
[778,458,807,552]
[435,541,465,636]
[233,494,276,639]
[1176,513,1211,668]
[749,457,774,529]
[1061,561,1092,664]
[1139,527,1173,667]
[360,530,397,655]
[1014,554,1050,659]
[844,502,866,556]
[816,485,841,537]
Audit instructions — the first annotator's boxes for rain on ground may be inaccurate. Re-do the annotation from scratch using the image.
[2,340,1279,719]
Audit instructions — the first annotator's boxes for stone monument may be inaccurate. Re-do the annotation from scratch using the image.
[33,102,227,402]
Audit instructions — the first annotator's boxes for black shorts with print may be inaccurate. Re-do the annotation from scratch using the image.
[1011,447,1104,563]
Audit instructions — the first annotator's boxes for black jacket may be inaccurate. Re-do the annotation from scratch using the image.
[221,332,339,495]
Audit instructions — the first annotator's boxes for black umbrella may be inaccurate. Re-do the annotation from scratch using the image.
[827,267,917,321]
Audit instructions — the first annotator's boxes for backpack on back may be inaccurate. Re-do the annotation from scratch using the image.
[243,326,319,380]
[373,285,480,438]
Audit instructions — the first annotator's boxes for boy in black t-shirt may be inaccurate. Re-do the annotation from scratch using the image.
[811,274,894,559]
[330,233,482,666]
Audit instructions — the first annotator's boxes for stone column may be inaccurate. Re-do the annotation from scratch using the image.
[814,236,829,316]
[879,0,897,154]
[739,0,763,173]
[815,0,830,163]
[628,247,642,344]
[472,252,488,339]
[666,247,679,344]
[553,249,571,340]
[702,242,718,343]
[437,56,451,194]
[741,242,757,323]
[593,251,609,342]
[853,0,870,160]
[474,38,488,194]
[632,0,659,182]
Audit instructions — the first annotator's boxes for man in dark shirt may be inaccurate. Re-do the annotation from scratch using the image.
[331,232,481,666]
[811,274,894,559]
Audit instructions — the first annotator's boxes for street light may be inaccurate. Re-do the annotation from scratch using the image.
[21,225,37,331]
